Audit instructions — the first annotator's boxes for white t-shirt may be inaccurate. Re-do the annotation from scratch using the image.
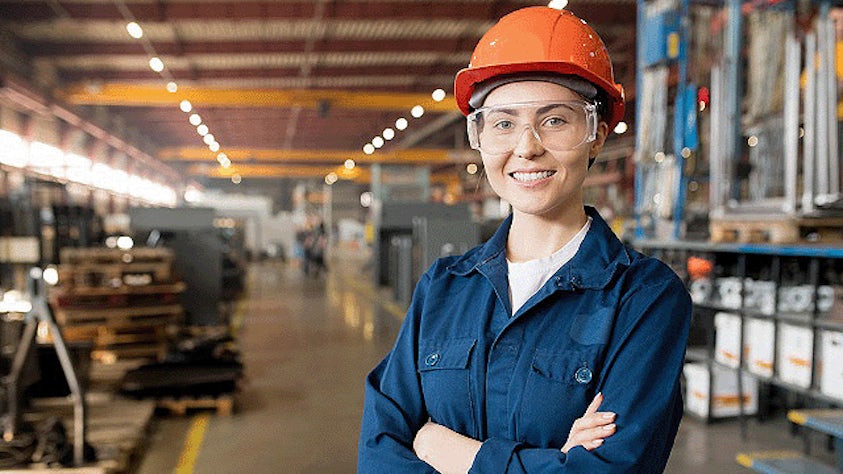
[507,217,592,316]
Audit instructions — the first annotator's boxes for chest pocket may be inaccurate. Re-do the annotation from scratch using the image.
[418,338,476,435]
[517,349,600,447]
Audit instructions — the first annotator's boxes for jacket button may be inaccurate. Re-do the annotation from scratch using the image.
[574,366,592,384]
[425,353,440,366]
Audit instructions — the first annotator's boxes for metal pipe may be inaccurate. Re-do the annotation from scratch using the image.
[727,0,743,208]
[45,315,86,466]
[784,32,800,214]
[816,17,830,198]
[710,65,724,216]
[803,31,817,214]
[825,10,839,197]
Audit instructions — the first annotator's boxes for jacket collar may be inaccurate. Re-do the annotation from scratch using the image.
[447,206,631,290]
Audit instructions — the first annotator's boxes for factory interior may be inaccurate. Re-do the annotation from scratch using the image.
[1,0,843,472]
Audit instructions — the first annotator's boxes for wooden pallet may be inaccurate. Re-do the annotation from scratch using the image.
[59,247,174,265]
[54,305,183,328]
[19,394,156,474]
[90,343,168,363]
[156,394,234,416]
[57,262,174,289]
[710,215,843,243]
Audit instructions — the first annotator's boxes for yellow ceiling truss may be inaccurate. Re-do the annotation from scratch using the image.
[187,163,461,185]
[57,83,458,112]
[158,147,476,164]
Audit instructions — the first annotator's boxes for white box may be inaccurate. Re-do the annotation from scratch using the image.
[820,330,843,400]
[745,318,775,378]
[715,312,743,369]
[0,237,40,263]
[776,323,814,388]
[684,363,758,419]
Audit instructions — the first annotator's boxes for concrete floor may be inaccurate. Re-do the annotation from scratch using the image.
[136,257,829,473]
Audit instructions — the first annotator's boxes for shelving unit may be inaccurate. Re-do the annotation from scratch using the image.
[634,240,843,425]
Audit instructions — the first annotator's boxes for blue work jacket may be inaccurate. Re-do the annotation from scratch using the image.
[359,207,691,473]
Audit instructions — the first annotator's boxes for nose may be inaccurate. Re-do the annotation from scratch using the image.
[512,125,544,159]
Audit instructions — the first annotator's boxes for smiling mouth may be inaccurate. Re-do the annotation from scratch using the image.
[510,170,556,182]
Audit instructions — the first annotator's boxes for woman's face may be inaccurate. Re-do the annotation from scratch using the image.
[478,81,608,220]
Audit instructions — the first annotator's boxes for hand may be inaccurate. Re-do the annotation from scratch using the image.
[560,392,617,453]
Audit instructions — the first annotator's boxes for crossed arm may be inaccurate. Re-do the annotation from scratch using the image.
[412,393,616,474]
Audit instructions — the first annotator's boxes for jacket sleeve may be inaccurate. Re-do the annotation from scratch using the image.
[358,273,436,473]
[469,277,691,473]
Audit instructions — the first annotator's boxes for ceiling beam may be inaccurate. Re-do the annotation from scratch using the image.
[186,163,461,185]
[27,39,473,57]
[58,83,457,112]
[158,147,478,164]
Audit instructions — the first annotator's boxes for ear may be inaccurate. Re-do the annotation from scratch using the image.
[589,121,610,159]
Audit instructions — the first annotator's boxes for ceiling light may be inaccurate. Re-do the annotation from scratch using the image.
[344,159,356,170]
[466,163,479,175]
[189,114,202,126]
[411,105,424,118]
[360,191,373,208]
[372,136,385,148]
[149,57,164,73]
[166,82,178,93]
[197,124,209,136]
[221,160,231,169]
[209,142,220,152]
[203,134,215,145]
[548,0,569,10]
[231,174,242,184]
[747,136,758,147]
[395,118,408,130]
[613,121,628,134]
[325,172,338,185]
[179,100,192,113]
[126,22,143,39]
[432,89,446,102]
[363,143,375,155]
[383,128,395,140]
[217,152,228,162]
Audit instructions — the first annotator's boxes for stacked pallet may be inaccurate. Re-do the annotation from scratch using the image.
[49,248,185,362]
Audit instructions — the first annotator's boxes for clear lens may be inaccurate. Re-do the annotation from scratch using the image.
[467,100,598,154]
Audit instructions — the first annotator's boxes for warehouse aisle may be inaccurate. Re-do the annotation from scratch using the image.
[136,256,818,473]
[137,254,401,473]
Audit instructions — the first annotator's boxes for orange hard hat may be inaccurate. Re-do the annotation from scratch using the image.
[454,7,625,129]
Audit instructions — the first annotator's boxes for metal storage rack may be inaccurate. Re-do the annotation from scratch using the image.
[634,240,843,426]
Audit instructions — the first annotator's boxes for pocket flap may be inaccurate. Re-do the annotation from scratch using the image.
[531,349,597,385]
[418,338,475,372]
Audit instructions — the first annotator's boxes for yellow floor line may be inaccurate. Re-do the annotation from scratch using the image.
[174,413,210,474]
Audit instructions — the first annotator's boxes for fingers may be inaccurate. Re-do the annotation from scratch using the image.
[584,392,603,415]
[567,423,617,452]
[572,411,616,430]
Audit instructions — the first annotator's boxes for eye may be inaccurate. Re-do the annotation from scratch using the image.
[492,120,515,131]
[542,116,567,128]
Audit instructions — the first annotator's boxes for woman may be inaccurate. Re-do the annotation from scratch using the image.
[359,6,691,473]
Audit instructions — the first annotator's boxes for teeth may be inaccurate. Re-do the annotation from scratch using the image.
[511,171,554,182]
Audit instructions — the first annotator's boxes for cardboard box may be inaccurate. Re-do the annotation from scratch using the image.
[684,363,758,419]
[715,312,743,369]
[819,330,843,400]
[745,318,775,378]
[776,323,814,388]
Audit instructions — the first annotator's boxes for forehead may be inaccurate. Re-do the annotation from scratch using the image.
[482,81,583,108]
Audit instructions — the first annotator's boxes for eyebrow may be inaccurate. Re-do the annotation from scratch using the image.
[486,103,572,116]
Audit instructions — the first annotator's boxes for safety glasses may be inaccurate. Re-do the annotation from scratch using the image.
[467,100,598,154]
